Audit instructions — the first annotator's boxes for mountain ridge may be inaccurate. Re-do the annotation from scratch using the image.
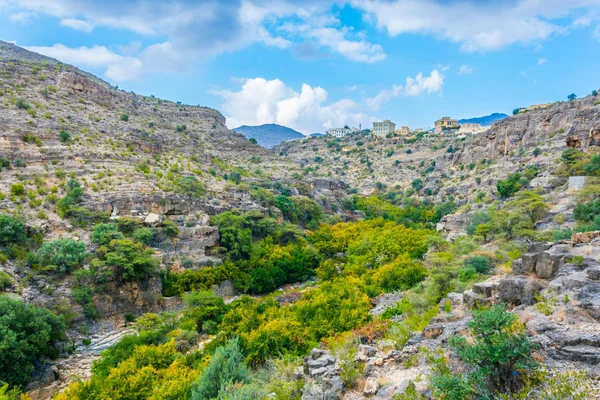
[233,123,305,148]
[459,112,508,126]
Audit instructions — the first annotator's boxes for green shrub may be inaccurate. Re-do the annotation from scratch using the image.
[431,305,537,397]
[133,228,154,245]
[36,239,88,274]
[0,271,13,290]
[72,287,98,319]
[174,176,206,198]
[58,130,71,143]
[120,113,129,121]
[182,290,227,333]
[463,255,492,274]
[9,183,25,197]
[191,337,250,400]
[0,295,65,387]
[496,173,527,198]
[91,223,124,246]
[96,239,156,282]
[0,214,26,249]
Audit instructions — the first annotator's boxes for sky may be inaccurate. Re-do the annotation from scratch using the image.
[1,0,599,134]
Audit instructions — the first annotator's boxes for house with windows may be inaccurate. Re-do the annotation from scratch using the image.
[396,126,411,135]
[372,120,396,136]
[434,117,458,134]
[326,126,359,138]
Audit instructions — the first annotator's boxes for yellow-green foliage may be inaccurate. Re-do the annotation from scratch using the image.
[55,340,198,400]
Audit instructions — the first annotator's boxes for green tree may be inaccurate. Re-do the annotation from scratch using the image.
[0,214,26,249]
[58,130,71,143]
[191,338,250,400]
[182,291,227,333]
[496,173,527,198]
[96,239,156,282]
[91,223,124,246]
[36,239,87,274]
[567,93,577,101]
[248,138,257,144]
[432,305,537,397]
[0,295,65,387]
[175,176,206,198]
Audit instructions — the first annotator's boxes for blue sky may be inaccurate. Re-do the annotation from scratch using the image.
[1,0,599,134]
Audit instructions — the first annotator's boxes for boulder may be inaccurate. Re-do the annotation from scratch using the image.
[497,276,526,305]
[472,282,494,297]
[463,289,489,308]
[422,324,444,339]
[144,212,162,226]
[535,250,564,279]
[363,377,380,396]
[587,267,600,281]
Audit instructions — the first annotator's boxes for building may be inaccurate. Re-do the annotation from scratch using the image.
[434,117,458,134]
[458,122,487,135]
[372,120,396,136]
[326,127,359,138]
[396,126,411,136]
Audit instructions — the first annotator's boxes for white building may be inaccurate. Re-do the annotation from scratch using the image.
[326,127,359,138]
[372,120,396,136]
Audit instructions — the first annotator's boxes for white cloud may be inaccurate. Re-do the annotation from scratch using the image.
[305,26,386,63]
[367,69,444,110]
[593,25,600,40]
[10,11,33,22]
[437,64,450,71]
[458,64,473,75]
[59,18,94,32]
[352,0,581,52]
[24,44,142,81]
[537,57,547,65]
[214,77,373,134]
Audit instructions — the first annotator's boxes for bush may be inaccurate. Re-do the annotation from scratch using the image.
[174,176,206,198]
[463,255,492,274]
[58,130,71,143]
[133,228,154,245]
[0,295,65,387]
[0,214,26,249]
[375,255,427,292]
[191,338,250,400]
[96,239,156,282]
[496,173,526,198]
[71,287,98,319]
[36,239,87,274]
[431,305,537,397]
[120,113,129,121]
[9,183,25,197]
[91,223,124,246]
[182,290,227,333]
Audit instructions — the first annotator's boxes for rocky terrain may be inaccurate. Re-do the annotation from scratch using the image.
[1,41,600,399]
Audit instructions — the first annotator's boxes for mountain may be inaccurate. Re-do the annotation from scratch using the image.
[459,112,508,126]
[233,124,305,148]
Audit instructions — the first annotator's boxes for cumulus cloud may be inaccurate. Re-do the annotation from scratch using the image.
[24,44,142,81]
[214,77,373,134]
[458,64,473,75]
[537,57,547,65]
[367,69,444,110]
[352,0,583,52]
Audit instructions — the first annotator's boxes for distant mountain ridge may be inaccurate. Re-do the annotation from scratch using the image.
[459,113,508,126]
[233,124,305,148]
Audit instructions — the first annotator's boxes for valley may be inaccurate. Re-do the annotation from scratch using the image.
[0,40,599,400]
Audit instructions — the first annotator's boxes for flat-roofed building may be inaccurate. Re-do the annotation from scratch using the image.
[372,120,396,136]
[434,117,458,134]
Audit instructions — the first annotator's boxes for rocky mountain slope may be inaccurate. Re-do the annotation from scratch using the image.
[2,41,600,400]
[233,123,305,148]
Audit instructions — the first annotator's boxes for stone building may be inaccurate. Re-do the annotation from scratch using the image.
[396,126,411,135]
[458,122,486,135]
[326,127,359,138]
[434,117,458,134]
[372,120,396,136]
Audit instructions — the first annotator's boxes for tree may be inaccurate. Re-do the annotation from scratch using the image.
[592,90,598,97]
[512,108,522,115]
[496,173,526,198]
[191,338,250,400]
[0,296,65,387]
[91,223,124,246]
[175,176,206,198]
[411,178,424,192]
[36,239,87,274]
[182,291,226,333]
[97,239,156,282]
[567,93,577,101]
[248,138,257,144]
[432,305,537,397]
[0,214,26,249]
